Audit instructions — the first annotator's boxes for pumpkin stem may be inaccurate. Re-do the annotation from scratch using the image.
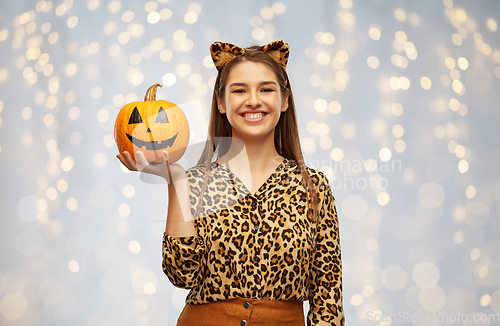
[145,83,162,101]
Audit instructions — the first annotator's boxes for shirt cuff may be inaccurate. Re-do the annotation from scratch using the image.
[163,232,204,253]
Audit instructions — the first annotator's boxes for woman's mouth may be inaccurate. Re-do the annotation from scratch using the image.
[244,113,265,119]
[241,112,267,122]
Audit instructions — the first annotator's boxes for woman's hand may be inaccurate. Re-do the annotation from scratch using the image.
[116,150,185,184]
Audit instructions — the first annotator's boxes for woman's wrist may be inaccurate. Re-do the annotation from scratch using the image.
[164,163,186,184]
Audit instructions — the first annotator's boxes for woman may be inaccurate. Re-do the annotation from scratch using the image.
[117,40,344,326]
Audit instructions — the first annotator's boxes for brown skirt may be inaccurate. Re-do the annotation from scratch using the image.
[177,298,305,326]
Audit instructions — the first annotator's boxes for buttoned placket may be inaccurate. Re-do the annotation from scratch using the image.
[240,300,252,326]
[220,160,286,300]
[249,194,262,298]
[251,196,260,256]
[250,196,260,233]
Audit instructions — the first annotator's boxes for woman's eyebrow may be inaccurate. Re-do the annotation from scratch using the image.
[229,82,246,87]
[228,81,278,88]
[260,81,277,86]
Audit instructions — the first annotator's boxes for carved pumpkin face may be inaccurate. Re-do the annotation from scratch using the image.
[114,83,189,164]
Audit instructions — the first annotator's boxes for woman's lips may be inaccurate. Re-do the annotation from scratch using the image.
[240,112,267,122]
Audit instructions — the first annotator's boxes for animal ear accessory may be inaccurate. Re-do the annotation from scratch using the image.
[210,40,290,72]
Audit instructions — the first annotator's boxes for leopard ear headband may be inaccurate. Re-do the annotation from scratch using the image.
[210,40,290,73]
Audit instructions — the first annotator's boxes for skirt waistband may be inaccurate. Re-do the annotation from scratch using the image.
[203,297,303,314]
[177,298,305,326]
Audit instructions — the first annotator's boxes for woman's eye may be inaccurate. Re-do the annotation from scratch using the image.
[232,89,244,93]
[262,88,275,93]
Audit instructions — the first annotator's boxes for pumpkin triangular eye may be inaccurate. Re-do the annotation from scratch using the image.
[155,107,169,123]
[128,107,143,124]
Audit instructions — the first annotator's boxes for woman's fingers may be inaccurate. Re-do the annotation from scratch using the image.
[135,150,170,180]
[116,153,126,166]
[117,150,186,183]
[125,152,138,169]
[134,151,151,171]
[117,151,138,171]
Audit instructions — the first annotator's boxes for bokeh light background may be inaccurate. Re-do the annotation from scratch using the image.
[1,0,500,325]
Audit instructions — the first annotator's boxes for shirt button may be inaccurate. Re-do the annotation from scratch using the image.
[253,256,258,261]
[253,285,258,291]
[254,225,259,231]
[244,302,250,309]
[241,320,247,326]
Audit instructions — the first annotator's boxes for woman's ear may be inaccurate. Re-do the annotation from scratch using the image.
[281,91,289,112]
[217,98,226,114]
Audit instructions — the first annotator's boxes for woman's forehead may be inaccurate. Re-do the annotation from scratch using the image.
[226,61,278,85]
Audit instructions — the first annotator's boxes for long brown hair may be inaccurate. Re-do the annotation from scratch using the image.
[195,46,319,220]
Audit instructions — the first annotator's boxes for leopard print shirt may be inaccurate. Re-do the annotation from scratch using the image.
[162,158,344,326]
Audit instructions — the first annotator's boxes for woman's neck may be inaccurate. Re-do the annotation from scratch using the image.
[218,134,282,170]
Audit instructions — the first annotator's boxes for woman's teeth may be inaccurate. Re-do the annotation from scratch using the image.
[244,113,264,119]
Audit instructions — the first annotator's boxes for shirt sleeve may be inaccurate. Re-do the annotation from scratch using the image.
[162,232,206,289]
[308,174,345,326]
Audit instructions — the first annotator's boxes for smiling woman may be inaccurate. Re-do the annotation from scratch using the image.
[117,40,344,326]
[161,41,343,326]
[218,60,289,143]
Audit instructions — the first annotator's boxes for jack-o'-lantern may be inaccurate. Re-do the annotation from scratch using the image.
[114,83,189,164]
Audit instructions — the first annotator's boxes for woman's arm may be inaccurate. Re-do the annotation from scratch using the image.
[117,150,204,288]
[162,175,206,288]
[164,172,196,237]
[308,173,345,326]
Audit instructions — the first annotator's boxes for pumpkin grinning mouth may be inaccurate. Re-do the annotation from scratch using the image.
[126,132,178,150]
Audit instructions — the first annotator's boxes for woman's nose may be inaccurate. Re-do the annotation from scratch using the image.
[246,90,262,107]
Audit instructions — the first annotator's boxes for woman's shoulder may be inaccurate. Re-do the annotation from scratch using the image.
[184,163,208,179]
[183,161,226,185]
[285,159,330,187]
[184,160,221,174]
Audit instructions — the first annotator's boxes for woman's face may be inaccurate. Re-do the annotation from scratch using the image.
[219,61,288,142]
